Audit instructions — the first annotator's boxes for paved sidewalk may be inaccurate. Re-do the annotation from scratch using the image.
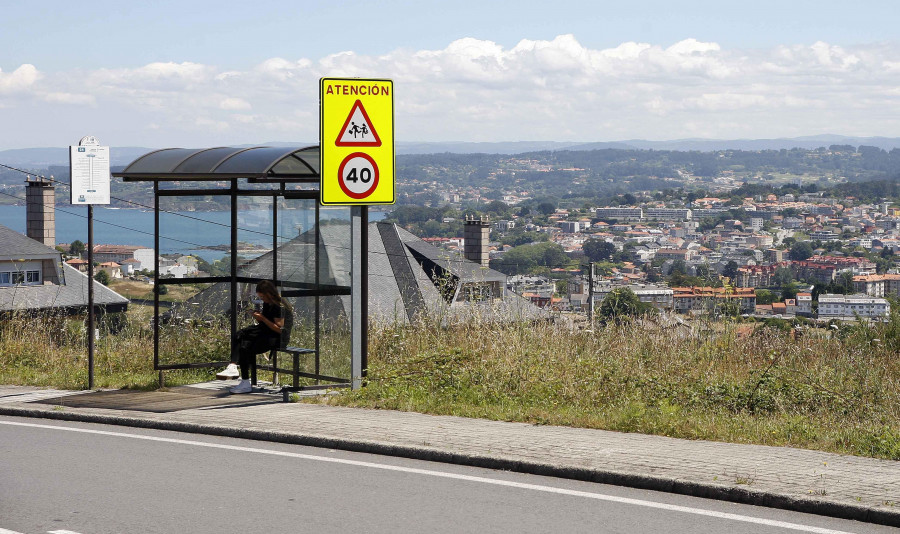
[1,383,898,528]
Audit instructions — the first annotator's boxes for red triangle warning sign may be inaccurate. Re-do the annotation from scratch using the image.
[335,100,382,147]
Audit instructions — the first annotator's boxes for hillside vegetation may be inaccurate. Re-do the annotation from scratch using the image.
[2,307,898,460]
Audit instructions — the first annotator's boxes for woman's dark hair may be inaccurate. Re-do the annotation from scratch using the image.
[256,280,292,311]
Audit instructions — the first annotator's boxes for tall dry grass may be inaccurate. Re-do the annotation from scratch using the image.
[327,314,900,460]
[0,310,218,389]
[3,305,899,459]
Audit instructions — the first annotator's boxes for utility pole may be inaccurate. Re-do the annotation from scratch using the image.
[588,262,595,324]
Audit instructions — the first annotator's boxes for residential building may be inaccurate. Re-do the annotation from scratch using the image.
[818,294,890,319]
[0,224,128,315]
[594,283,674,310]
[595,207,643,221]
[645,208,692,221]
[852,274,900,298]
[656,248,695,262]
[92,245,145,264]
[672,286,757,314]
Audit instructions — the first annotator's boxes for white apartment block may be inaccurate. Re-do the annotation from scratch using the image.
[595,207,643,220]
[817,294,890,319]
[644,208,692,221]
[594,283,674,310]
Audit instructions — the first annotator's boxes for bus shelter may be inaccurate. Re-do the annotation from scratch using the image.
[113,146,367,392]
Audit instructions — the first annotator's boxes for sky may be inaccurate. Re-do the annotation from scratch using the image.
[1,0,899,149]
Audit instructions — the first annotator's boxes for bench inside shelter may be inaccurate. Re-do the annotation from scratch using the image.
[250,310,350,401]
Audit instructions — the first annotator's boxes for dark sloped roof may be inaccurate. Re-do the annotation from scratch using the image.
[0,224,60,258]
[397,226,506,284]
[0,263,129,313]
[171,221,546,326]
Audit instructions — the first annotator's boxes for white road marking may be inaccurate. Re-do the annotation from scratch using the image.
[0,528,25,534]
[1,420,856,534]
[48,530,85,534]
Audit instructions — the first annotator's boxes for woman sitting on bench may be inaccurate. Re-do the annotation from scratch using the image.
[217,280,289,393]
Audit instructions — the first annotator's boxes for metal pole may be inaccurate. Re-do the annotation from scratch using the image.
[272,195,278,386]
[588,261,594,325]
[154,183,161,387]
[230,180,238,374]
[361,206,368,382]
[350,206,363,390]
[87,204,94,389]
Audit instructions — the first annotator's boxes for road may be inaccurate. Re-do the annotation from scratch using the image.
[0,416,890,534]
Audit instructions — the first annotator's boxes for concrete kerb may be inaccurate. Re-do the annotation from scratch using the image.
[2,403,898,529]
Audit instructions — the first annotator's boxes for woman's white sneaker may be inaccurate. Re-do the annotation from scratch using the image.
[216,363,239,380]
[230,379,252,394]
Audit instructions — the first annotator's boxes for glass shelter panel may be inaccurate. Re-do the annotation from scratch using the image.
[158,197,233,262]
[157,285,232,368]
[277,197,318,286]
[318,206,352,381]
[237,196,274,281]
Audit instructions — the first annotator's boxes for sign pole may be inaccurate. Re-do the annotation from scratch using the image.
[70,135,110,390]
[351,206,363,390]
[87,204,95,389]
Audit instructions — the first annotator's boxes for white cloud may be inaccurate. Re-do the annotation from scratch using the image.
[40,92,96,105]
[219,97,251,111]
[5,37,900,147]
[0,64,40,93]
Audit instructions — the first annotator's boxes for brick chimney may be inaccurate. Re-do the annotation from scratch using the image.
[464,215,490,267]
[26,176,55,247]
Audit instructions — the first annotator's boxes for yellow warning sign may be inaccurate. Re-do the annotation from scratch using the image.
[320,78,394,205]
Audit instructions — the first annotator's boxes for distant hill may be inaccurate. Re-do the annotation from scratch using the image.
[603,136,900,152]
[3,135,900,166]
[0,147,156,168]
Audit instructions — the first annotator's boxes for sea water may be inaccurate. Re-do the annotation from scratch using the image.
[0,205,385,262]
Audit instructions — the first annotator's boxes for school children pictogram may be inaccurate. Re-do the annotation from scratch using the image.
[336,100,382,147]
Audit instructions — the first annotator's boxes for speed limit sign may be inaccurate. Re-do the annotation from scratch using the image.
[320,77,394,205]
[338,152,379,199]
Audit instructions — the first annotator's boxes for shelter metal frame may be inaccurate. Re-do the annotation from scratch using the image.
[113,146,366,391]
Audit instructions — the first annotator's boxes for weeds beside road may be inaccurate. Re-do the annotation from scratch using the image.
[2,308,898,460]
[328,316,900,461]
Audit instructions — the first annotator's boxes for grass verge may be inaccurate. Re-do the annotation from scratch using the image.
[2,306,899,460]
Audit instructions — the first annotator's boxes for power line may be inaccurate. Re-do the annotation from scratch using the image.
[3,164,577,272]
[0,190,208,250]
[0,162,287,241]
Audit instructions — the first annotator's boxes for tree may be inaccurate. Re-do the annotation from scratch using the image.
[722,260,739,280]
[69,240,86,256]
[537,201,556,216]
[789,241,814,261]
[755,289,777,305]
[491,242,568,275]
[93,270,110,286]
[773,266,794,286]
[598,287,653,324]
[582,239,616,262]
[781,282,800,301]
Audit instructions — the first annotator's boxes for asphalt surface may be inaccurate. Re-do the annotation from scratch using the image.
[0,383,898,530]
[2,417,893,534]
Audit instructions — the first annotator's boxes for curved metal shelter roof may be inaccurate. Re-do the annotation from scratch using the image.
[112,145,320,181]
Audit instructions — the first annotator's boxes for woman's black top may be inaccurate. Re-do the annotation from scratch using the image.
[258,302,284,339]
